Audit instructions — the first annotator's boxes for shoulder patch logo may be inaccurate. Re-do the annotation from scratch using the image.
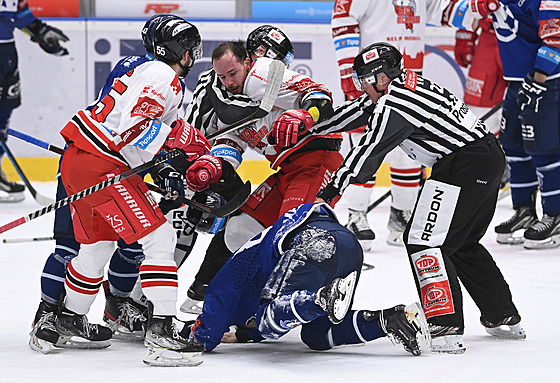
[405,70,417,91]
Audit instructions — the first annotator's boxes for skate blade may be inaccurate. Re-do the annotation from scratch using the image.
[56,336,111,349]
[404,302,432,355]
[29,336,55,354]
[430,335,466,354]
[143,347,203,367]
[497,185,511,201]
[180,298,204,315]
[357,239,374,253]
[332,271,357,323]
[111,328,145,342]
[523,235,560,249]
[386,231,404,247]
[0,192,25,203]
[496,232,525,245]
[485,324,526,340]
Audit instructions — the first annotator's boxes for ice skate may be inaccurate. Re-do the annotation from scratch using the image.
[0,168,25,202]
[523,213,560,249]
[368,302,430,356]
[179,280,207,315]
[345,208,375,252]
[55,307,112,349]
[315,271,357,325]
[29,300,63,354]
[386,206,411,247]
[102,281,147,341]
[143,315,204,367]
[480,313,526,340]
[494,204,538,244]
[429,324,466,354]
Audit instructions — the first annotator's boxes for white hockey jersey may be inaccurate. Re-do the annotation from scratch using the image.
[61,60,183,168]
[332,0,450,79]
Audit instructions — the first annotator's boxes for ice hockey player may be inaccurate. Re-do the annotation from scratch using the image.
[183,202,430,356]
[313,42,525,353]
[180,26,352,314]
[0,0,68,201]
[50,15,206,367]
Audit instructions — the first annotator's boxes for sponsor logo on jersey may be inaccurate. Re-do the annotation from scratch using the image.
[392,0,420,31]
[415,255,440,275]
[131,96,164,119]
[333,0,351,17]
[423,285,449,308]
[142,86,166,101]
[170,76,182,95]
[405,70,417,91]
[238,124,268,149]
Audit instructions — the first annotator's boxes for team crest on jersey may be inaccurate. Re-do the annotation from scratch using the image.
[392,0,420,31]
[333,0,351,17]
[170,76,181,95]
[131,96,164,119]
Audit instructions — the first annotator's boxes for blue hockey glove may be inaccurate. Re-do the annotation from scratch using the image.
[517,73,547,113]
[25,19,69,56]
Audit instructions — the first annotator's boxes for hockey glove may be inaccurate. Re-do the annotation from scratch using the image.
[186,154,223,192]
[442,0,498,29]
[151,163,185,214]
[165,119,211,161]
[517,73,547,113]
[454,29,478,68]
[268,109,315,147]
[341,77,363,100]
[25,19,69,56]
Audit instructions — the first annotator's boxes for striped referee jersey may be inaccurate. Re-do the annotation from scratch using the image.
[310,70,490,195]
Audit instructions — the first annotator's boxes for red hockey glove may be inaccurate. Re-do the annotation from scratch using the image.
[471,0,499,18]
[341,77,362,100]
[186,154,223,192]
[454,29,478,68]
[269,109,315,147]
[165,118,211,160]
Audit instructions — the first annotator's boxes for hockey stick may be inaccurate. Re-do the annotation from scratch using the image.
[145,180,252,218]
[0,134,54,206]
[205,59,285,141]
[365,99,505,213]
[2,236,54,244]
[6,131,252,218]
[0,149,182,235]
[7,128,65,155]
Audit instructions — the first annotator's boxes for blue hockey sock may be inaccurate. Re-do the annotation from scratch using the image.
[40,237,80,304]
[107,239,143,296]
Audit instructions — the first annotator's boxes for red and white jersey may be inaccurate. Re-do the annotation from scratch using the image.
[332,0,450,78]
[61,60,183,168]
[214,58,341,169]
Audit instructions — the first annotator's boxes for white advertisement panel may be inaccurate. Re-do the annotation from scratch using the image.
[10,20,464,158]
[95,1,236,19]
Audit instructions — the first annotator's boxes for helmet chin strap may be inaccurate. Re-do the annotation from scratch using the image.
[177,51,194,78]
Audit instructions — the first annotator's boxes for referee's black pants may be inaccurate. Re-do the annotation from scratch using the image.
[404,133,519,328]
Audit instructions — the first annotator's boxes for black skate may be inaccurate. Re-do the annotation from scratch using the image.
[346,209,375,252]
[55,307,112,349]
[523,213,560,249]
[429,324,465,354]
[143,315,204,367]
[315,271,357,324]
[29,300,63,354]
[102,281,147,341]
[495,202,538,245]
[0,168,25,202]
[386,207,411,247]
[480,313,526,339]
[179,280,207,315]
[367,302,430,356]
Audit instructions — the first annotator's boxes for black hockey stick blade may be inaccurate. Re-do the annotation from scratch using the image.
[146,180,252,218]
[206,60,285,141]
[0,134,54,206]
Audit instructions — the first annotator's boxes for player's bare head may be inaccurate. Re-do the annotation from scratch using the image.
[147,15,202,78]
[352,42,403,97]
[246,25,294,68]
[212,41,251,94]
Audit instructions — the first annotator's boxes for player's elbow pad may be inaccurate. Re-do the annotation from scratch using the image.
[301,95,334,124]
[210,144,243,169]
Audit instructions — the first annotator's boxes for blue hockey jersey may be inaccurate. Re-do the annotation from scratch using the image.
[194,203,339,351]
[0,1,36,43]
[493,0,560,80]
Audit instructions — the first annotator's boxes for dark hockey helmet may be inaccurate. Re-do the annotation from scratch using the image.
[141,14,176,55]
[186,191,227,235]
[352,42,403,92]
[246,25,295,68]
[151,16,202,74]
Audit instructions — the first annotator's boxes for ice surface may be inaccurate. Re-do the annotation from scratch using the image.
[0,183,556,382]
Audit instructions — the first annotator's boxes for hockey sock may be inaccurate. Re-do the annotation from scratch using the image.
[40,238,80,304]
[107,239,143,296]
[139,259,178,316]
[193,230,232,285]
[257,290,325,340]
[506,153,538,207]
[300,310,385,350]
